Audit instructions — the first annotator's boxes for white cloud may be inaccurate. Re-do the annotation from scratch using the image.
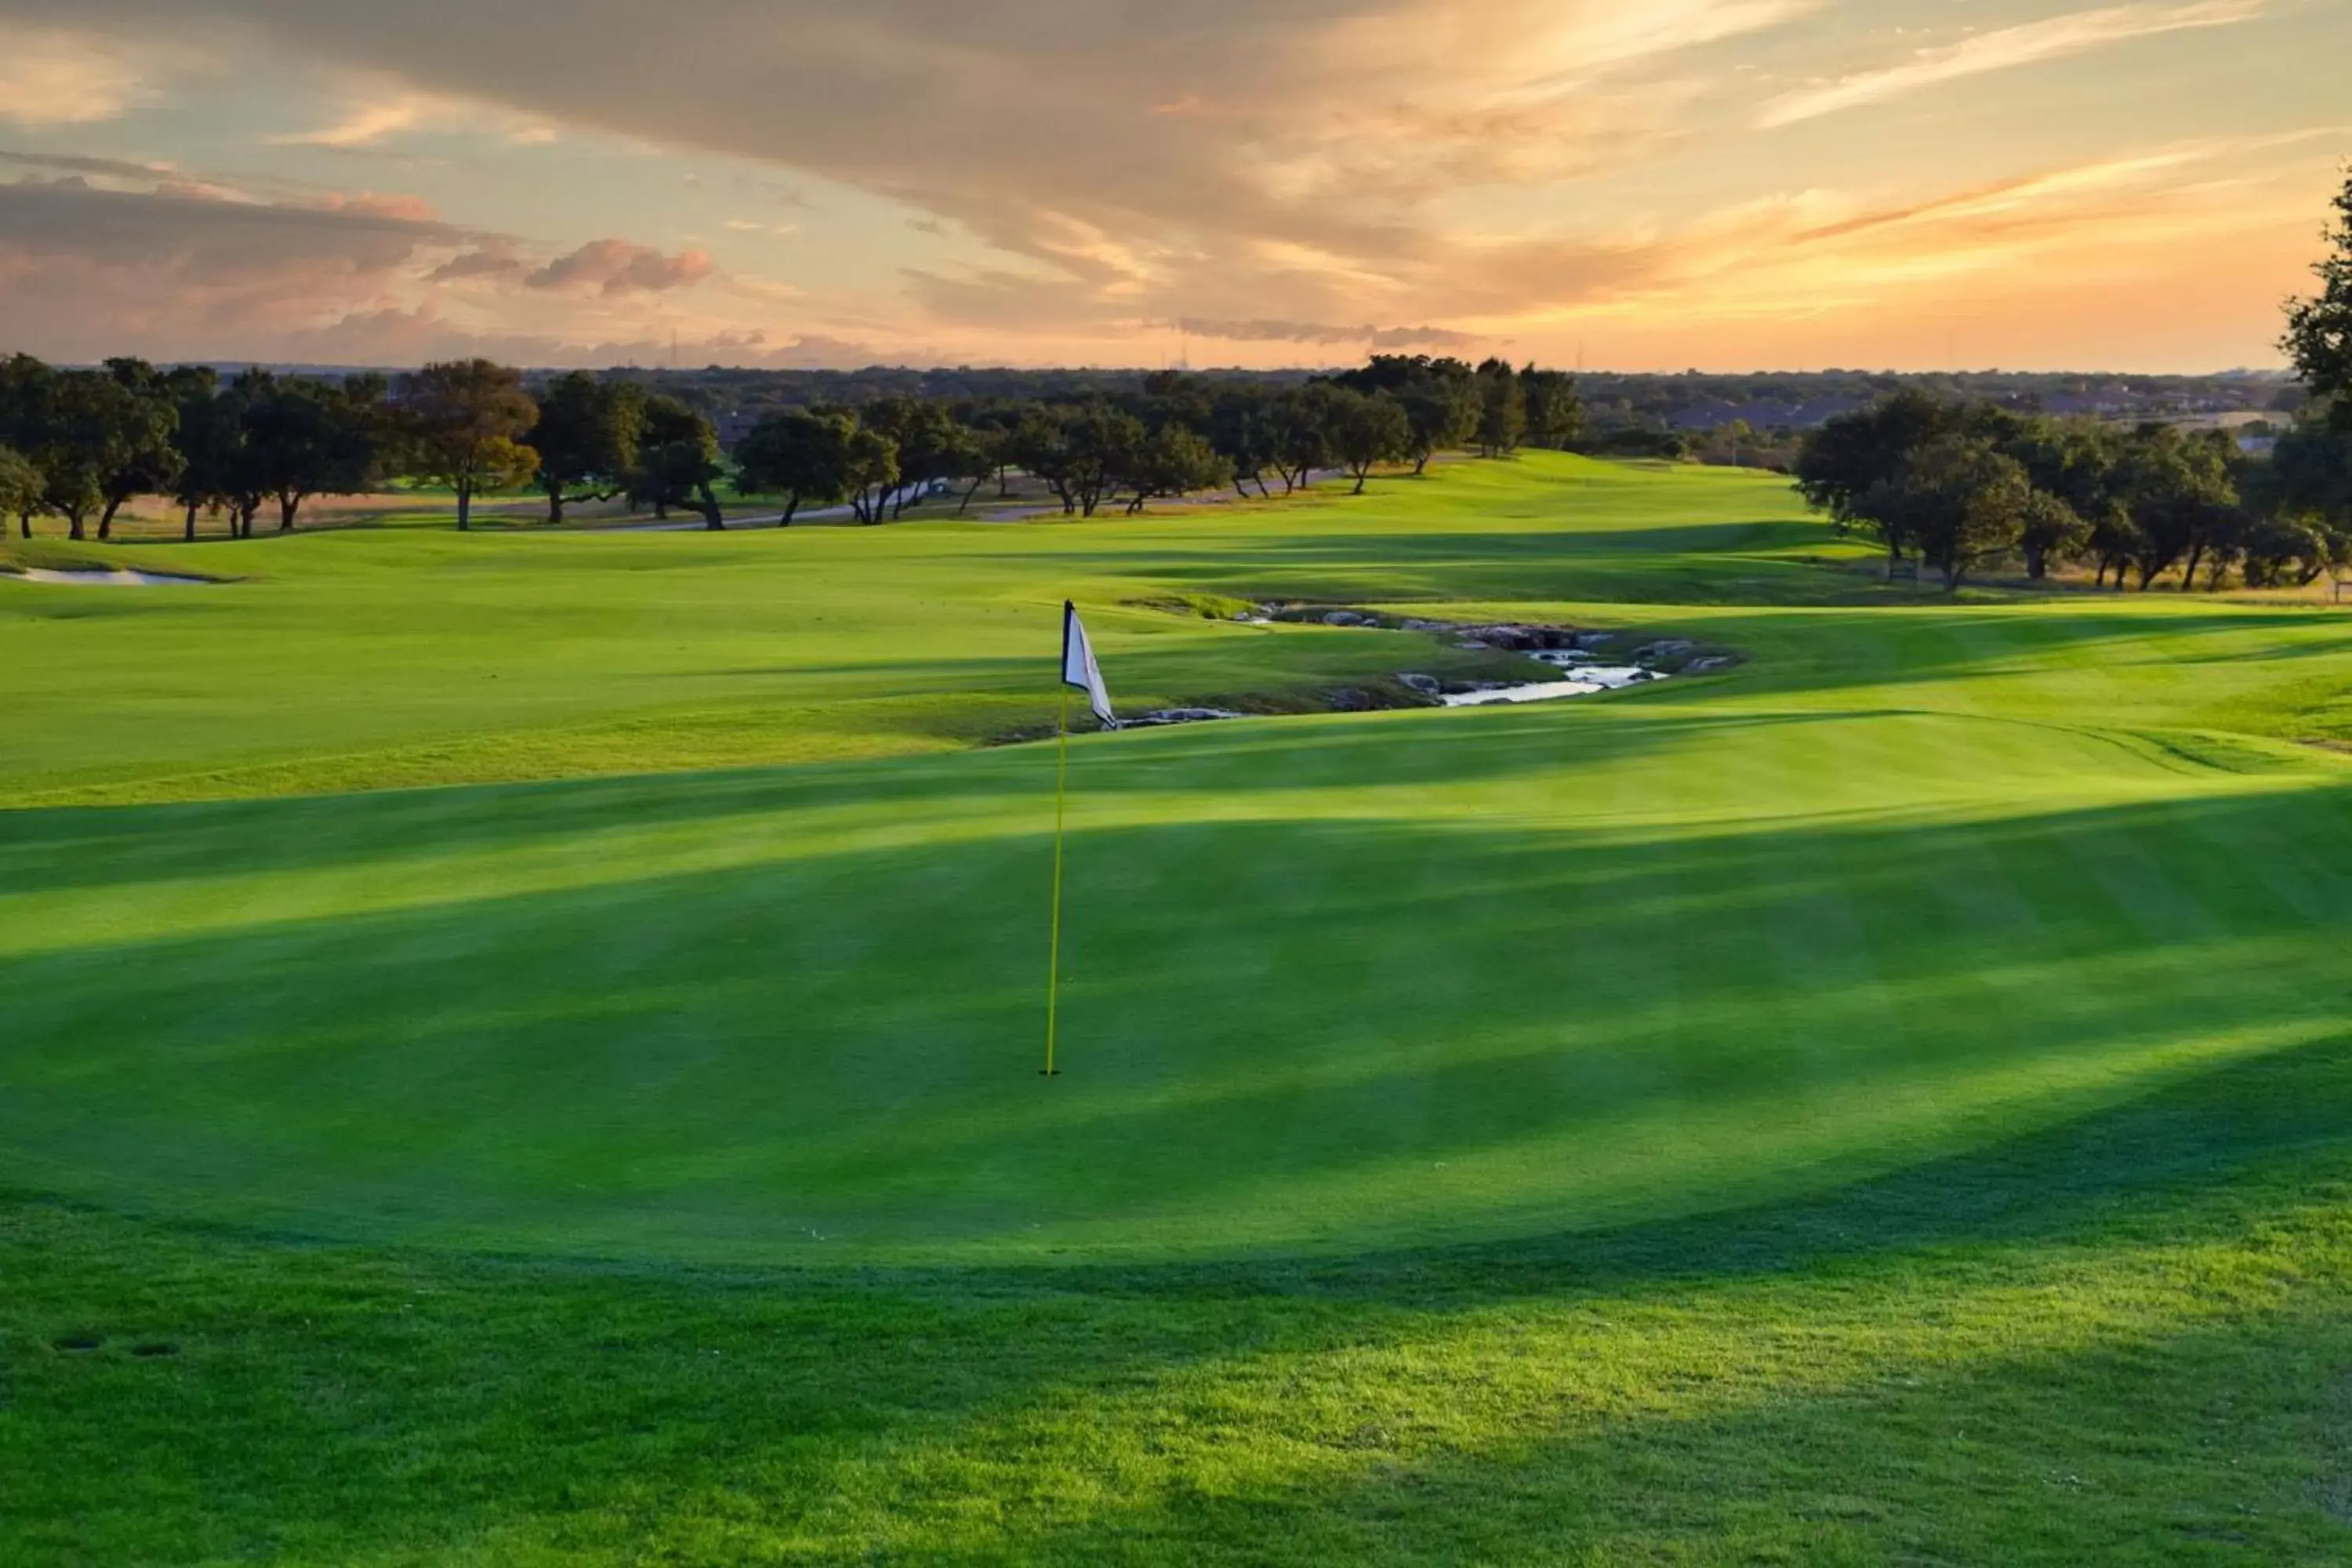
[270,94,432,148]
[0,23,183,125]
[0,0,2328,369]
[269,75,564,149]
[1758,1,2269,129]
[524,238,713,296]
[0,0,1820,332]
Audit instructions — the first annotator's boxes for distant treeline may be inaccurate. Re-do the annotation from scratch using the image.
[0,354,1587,539]
[1791,171,2352,593]
[147,360,2295,448]
[1578,369,2295,433]
[0,356,744,538]
[1794,396,2352,590]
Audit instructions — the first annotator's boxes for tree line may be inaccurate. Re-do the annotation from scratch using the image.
[1793,170,2352,593]
[1793,395,2348,591]
[744,355,1583,524]
[0,356,741,539]
[0,354,1584,540]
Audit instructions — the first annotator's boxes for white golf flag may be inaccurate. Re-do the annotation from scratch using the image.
[1062,601,1117,729]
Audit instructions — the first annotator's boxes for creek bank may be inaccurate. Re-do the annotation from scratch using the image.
[1027,599,1742,736]
[1247,603,1740,705]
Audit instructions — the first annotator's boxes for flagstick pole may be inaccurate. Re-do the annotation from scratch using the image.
[1044,686,1069,1077]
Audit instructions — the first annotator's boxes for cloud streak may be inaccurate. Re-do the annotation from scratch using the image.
[523,238,713,296]
[0,0,2332,369]
[1757,1,2268,128]
[0,21,185,125]
[0,165,726,364]
[0,0,1814,346]
[1173,318,1485,350]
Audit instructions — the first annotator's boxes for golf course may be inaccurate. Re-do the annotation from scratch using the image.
[9,452,2352,1562]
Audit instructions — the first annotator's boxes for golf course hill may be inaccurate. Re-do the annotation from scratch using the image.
[8,449,2352,1561]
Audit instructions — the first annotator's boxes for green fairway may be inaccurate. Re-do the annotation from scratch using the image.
[9,453,2352,1559]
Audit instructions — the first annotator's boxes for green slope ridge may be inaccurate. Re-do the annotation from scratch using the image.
[7,452,2352,1560]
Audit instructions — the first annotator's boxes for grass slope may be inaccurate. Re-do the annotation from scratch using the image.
[0,460,1830,804]
[6,453,2352,1560]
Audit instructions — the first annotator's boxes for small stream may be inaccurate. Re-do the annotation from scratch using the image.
[1439,651,1665,706]
[1117,607,1728,729]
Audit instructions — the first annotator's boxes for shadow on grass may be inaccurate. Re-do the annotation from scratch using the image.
[6,781,2352,1263]
[8,1030,2352,1563]
[0,699,1843,897]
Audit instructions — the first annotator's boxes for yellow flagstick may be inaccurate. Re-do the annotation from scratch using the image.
[1043,684,1070,1076]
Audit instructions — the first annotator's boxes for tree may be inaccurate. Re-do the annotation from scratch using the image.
[2016,488,2091,586]
[1205,385,1280,496]
[528,372,643,524]
[843,423,899,524]
[1003,402,1138,517]
[154,366,223,540]
[1795,390,1974,576]
[0,446,41,539]
[1860,436,2038,591]
[26,370,176,542]
[2269,421,2352,532]
[864,395,988,519]
[244,376,381,532]
[7,365,183,542]
[2240,511,2337,589]
[1520,367,1584,450]
[208,370,280,539]
[630,396,728,528]
[2113,426,2240,590]
[1136,371,1217,441]
[1116,424,1230,514]
[2247,420,2352,589]
[1394,379,1475,474]
[1324,387,1411,495]
[1060,403,1145,517]
[93,359,185,539]
[1270,384,1338,492]
[394,360,539,531]
[732,407,857,523]
[959,402,1029,501]
[1003,405,1079,514]
[951,420,1004,514]
[1473,358,1525,456]
[1997,416,2114,579]
[0,355,56,538]
[1335,356,1476,475]
[2284,168,2352,430]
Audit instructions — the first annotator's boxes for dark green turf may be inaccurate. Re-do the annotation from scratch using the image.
[5,454,2352,1559]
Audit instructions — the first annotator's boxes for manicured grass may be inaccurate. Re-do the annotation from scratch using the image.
[6,453,2352,1560]
[0,460,1838,804]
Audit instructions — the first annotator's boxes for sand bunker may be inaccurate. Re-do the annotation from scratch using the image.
[8,567,213,587]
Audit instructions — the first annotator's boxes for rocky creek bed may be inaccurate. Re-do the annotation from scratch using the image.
[1102,601,1740,729]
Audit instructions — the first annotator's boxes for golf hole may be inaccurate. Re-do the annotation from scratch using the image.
[52,1334,104,1353]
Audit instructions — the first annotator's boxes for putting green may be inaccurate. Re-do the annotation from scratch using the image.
[4,454,2351,1265]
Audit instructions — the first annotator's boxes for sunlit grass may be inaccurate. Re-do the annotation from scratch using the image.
[5,452,2352,1559]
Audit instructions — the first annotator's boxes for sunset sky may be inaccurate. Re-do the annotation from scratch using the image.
[0,0,2343,372]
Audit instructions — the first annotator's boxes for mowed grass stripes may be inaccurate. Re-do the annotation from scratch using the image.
[7,452,2352,1561]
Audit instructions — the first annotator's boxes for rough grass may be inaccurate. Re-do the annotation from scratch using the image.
[6,453,2352,1561]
